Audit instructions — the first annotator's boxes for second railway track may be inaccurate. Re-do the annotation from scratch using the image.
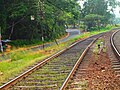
[60,30,120,90]
[111,30,120,79]
[0,33,103,90]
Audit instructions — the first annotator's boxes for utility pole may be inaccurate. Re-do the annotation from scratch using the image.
[0,27,3,52]
[38,0,45,49]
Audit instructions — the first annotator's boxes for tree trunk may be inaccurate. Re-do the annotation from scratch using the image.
[9,21,14,40]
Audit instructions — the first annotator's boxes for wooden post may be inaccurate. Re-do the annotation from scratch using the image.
[0,27,3,52]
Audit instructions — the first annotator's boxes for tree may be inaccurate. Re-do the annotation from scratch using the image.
[0,0,80,43]
[84,14,104,31]
[81,0,118,30]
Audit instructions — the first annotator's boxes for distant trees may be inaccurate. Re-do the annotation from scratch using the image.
[0,0,119,42]
[81,0,119,31]
[84,14,104,31]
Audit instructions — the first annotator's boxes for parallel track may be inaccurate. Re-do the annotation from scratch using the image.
[60,30,120,90]
[110,30,120,78]
[111,30,120,60]
[0,34,103,90]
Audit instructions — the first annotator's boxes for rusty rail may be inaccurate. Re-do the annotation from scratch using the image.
[110,30,120,61]
[0,33,96,90]
[60,37,100,90]
[0,32,104,90]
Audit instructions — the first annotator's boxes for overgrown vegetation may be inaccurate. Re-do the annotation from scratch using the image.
[0,43,66,85]
[0,25,116,85]
[72,25,116,42]
[81,0,120,31]
[0,0,120,48]
[0,0,120,87]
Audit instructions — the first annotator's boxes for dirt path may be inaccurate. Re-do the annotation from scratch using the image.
[67,31,120,90]
[86,31,120,89]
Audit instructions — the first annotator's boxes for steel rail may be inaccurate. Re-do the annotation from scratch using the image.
[0,32,104,90]
[0,33,96,90]
[110,30,120,60]
[60,36,100,90]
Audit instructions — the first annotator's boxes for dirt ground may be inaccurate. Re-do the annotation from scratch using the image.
[75,31,120,90]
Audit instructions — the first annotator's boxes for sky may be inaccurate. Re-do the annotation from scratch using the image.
[78,0,120,18]
[114,6,120,17]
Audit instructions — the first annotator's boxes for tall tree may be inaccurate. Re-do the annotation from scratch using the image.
[81,0,118,30]
[0,0,80,41]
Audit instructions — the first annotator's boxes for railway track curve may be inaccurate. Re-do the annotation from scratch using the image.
[111,30,120,60]
[60,30,120,90]
[110,30,120,79]
[0,33,103,90]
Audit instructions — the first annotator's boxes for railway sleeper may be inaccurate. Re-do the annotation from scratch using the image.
[24,77,65,81]
[73,76,86,81]
[113,67,120,71]
[29,73,66,77]
[74,72,87,76]
[116,75,120,80]
[34,71,58,74]
[67,87,87,90]
[45,64,74,67]
[14,84,58,89]
[42,67,60,69]
[43,65,63,67]
[112,62,120,65]
[16,81,59,86]
[111,61,120,63]
[115,71,120,74]
[16,80,64,85]
[34,70,70,74]
[20,80,64,84]
[66,81,88,90]
[26,75,67,80]
[112,65,120,68]
[38,67,70,72]
[76,68,87,70]
[15,81,63,88]
[27,75,62,79]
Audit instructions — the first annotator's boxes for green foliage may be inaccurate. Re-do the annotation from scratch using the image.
[84,14,104,31]
[81,0,118,31]
[84,14,104,21]
[1,0,80,43]
[1,0,118,46]
[9,39,43,47]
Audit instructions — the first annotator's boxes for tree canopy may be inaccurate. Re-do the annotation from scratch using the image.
[0,0,119,42]
[0,0,80,40]
[81,0,119,31]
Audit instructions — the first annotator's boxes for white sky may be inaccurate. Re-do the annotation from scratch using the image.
[114,6,120,17]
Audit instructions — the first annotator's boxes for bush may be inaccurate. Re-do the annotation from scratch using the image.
[9,39,43,47]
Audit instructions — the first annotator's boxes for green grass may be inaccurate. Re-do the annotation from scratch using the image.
[0,43,68,85]
[9,33,67,49]
[0,25,117,85]
[0,54,50,84]
[71,25,116,42]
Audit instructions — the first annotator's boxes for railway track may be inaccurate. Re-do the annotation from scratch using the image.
[0,33,103,90]
[110,30,120,79]
[59,30,120,90]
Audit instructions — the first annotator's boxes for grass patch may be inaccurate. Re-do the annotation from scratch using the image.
[93,39,104,54]
[0,43,67,85]
[0,25,117,85]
